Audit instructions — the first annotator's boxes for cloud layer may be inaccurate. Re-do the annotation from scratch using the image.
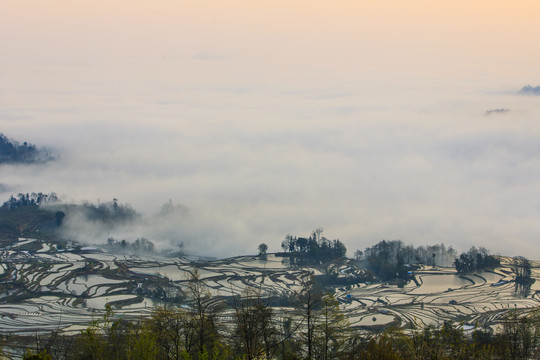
[2,1,540,259]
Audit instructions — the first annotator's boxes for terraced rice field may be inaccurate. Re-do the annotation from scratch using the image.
[337,262,539,331]
[0,238,538,334]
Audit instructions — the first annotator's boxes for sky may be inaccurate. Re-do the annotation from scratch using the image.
[2,1,540,258]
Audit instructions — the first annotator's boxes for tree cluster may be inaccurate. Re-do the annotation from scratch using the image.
[280,229,347,264]
[105,237,156,253]
[0,133,53,164]
[513,256,536,296]
[514,256,533,284]
[1,192,59,209]
[453,247,500,273]
[78,199,138,225]
[0,194,137,225]
[361,240,457,281]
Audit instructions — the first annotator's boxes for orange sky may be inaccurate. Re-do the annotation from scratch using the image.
[3,1,539,61]
[2,0,538,89]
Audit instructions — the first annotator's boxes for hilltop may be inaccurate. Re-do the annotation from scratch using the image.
[0,133,54,164]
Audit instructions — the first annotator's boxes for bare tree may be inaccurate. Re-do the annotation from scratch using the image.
[184,268,223,358]
[232,287,277,360]
[313,228,324,241]
[313,294,349,360]
[297,278,323,360]
[147,306,194,360]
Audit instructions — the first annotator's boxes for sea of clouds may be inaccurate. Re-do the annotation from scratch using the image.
[2,1,540,258]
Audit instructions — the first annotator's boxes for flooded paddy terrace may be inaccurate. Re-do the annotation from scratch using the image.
[0,239,538,334]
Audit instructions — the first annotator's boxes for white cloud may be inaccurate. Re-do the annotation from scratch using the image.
[3,1,540,259]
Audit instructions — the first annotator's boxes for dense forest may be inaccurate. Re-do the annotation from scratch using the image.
[0,133,53,164]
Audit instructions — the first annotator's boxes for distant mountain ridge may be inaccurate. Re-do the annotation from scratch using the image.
[518,84,540,95]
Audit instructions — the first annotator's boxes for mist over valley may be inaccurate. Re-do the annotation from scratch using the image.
[2,2,540,357]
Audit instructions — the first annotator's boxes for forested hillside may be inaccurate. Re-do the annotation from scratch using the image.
[0,133,53,164]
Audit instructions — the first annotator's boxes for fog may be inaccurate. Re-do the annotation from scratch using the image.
[2,1,540,258]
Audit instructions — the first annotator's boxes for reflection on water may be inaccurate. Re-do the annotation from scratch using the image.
[130,265,188,281]
[410,274,473,294]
